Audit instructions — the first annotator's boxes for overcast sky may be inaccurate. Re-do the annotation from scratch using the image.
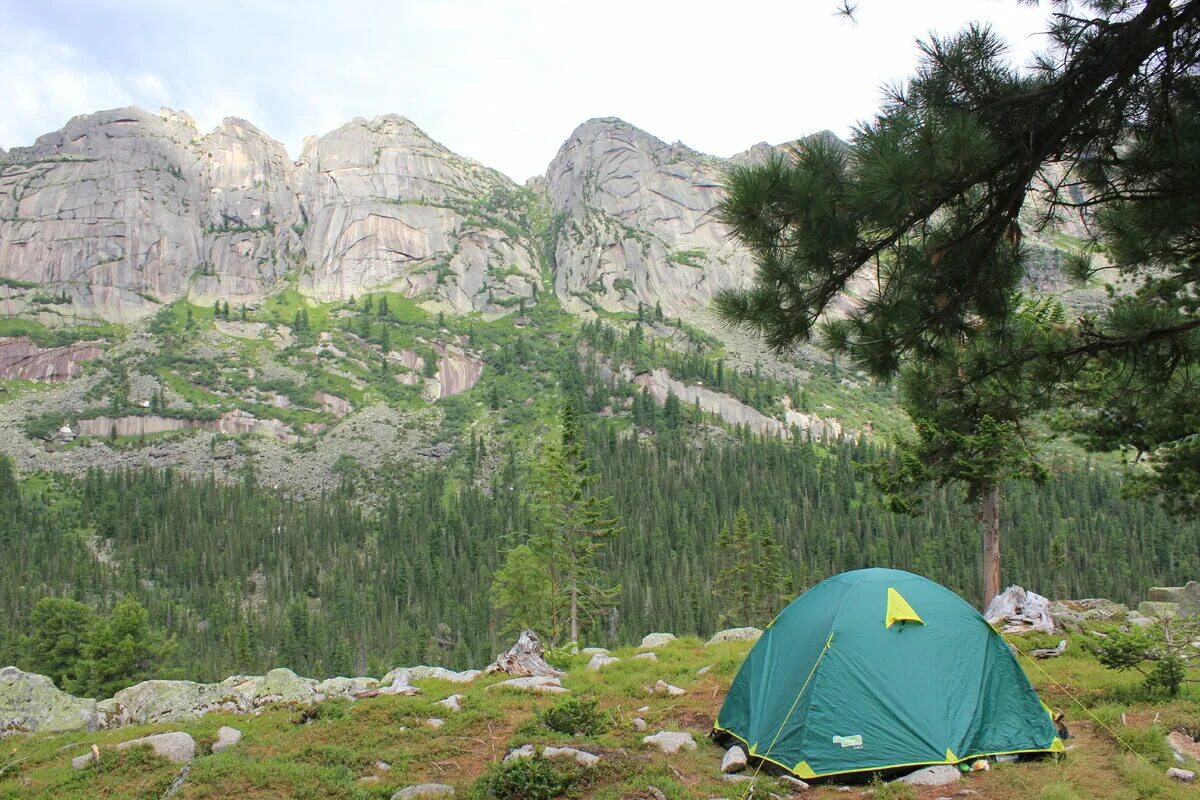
[2,0,1051,181]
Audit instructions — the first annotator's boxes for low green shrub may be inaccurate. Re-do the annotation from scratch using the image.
[469,753,578,800]
[536,697,611,736]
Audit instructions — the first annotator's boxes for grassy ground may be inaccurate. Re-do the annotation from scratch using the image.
[1,631,1197,800]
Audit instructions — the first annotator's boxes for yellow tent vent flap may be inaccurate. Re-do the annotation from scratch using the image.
[792,761,817,779]
[885,587,924,628]
[945,748,958,763]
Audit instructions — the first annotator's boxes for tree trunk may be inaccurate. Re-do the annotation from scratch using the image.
[980,481,1002,608]
[569,582,579,644]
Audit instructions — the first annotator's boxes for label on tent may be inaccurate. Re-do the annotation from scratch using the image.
[832,734,863,749]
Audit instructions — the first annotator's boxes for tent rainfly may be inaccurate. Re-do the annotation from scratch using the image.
[714,568,1063,780]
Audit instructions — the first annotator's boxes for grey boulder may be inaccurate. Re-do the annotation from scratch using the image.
[706,628,762,646]
[642,730,697,754]
[898,765,961,786]
[212,725,243,754]
[116,731,197,764]
[0,666,98,736]
[721,745,748,773]
[392,784,456,799]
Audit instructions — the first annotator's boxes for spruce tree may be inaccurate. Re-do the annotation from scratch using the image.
[522,404,621,644]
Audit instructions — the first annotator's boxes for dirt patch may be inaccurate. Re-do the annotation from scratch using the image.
[1168,730,1200,761]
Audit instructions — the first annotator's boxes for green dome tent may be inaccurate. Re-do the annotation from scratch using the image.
[714,568,1063,781]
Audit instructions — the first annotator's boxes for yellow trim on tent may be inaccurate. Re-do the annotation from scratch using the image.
[885,587,924,628]
[712,723,1062,781]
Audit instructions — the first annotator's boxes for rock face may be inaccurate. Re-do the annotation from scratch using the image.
[0,337,105,381]
[0,108,539,323]
[0,107,299,322]
[632,367,842,440]
[295,115,539,316]
[547,118,753,316]
[0,666,99,736]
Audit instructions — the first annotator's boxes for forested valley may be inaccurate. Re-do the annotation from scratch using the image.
[2,413,1196,692]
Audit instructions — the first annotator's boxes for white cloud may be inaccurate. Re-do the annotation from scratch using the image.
[0,0,1051,178]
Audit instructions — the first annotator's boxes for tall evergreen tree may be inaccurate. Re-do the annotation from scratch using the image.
[521,404,621,644]
[716,0,1200,515]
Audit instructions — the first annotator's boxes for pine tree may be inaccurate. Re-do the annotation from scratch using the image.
[716,1,1200,514]
[26,598,94,688]
[70,595,174,698]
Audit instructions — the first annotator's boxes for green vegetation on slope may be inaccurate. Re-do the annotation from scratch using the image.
[1,408,1197,683]
[0,632,1196,800]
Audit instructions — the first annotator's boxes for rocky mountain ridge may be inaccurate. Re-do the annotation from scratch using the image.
[1,106,768,324]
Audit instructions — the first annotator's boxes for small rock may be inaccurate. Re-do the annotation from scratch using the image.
[637,705,650,713]
[643,730,697,754]
[722,773,753,783]
[377,761,392,771]
[1168,767,1195,782]
[505,743,599,766]
[425,717,445,728]
[632,717,648,731]
[116,731,196,764]
[382,666,480,685]
[639,633,676,649]
[779,774,810,791]
[898,765,961,786]
[652,680,685,696]
[71,747,98,769]
[632,652,658,662]
[211,725,242,754]
[435,694,464,712]
[587,654,620,671]
[489,676,568,694]
[392,784,456,800]
[721,745,748,773]
[696,665,712,675]
[647,788,667,800]
[705,627,763,646]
